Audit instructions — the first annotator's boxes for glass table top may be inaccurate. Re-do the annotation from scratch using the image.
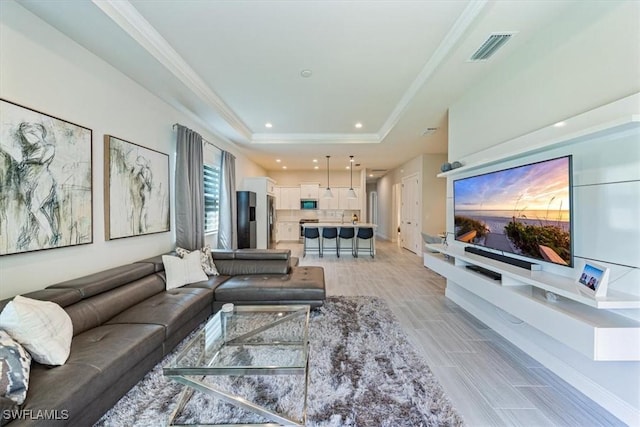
[164,305,310,376]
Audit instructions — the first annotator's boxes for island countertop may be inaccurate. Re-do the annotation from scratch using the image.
[301,222,377,228]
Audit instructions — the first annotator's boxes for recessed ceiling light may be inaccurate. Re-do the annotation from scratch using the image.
[346,166,350,170]
[312,159,318,163]
[369,174,374,177]
[265,122,273,128]
[300,69,313,78]
[282,166,287,169]
[314,166,319,170]
[553,121,566,127]
[355,122,363,129]
[276,159,281,163]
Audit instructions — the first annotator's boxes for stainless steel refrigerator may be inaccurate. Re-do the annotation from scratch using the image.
[267,195,276,249]
[237,191,257,249]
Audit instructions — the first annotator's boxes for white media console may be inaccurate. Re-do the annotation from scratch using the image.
[431,93,640,424]
[424,243,640,361]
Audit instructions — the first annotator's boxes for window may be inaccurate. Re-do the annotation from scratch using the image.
[204,163,220,233]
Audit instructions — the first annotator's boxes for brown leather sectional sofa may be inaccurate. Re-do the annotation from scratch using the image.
[0,249,325,426]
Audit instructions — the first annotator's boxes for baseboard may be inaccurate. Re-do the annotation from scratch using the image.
[445,284,639,426]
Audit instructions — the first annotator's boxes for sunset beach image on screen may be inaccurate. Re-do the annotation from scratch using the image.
[453,156,572,266]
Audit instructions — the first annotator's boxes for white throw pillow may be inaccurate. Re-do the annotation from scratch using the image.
[0,296,73,366]
[162,250,208,290]
[175,245,219,276]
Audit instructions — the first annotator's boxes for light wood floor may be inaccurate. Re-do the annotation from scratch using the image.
[278,239,625,427]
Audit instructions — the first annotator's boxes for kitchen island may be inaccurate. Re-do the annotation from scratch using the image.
[301,222,377,256]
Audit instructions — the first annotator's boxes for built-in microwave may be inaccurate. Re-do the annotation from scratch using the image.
[300,199,318,210]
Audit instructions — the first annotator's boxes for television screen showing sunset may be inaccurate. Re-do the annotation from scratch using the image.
[454,156,572,266]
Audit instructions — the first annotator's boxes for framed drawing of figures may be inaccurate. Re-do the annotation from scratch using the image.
[0,99,93,255]
[104,135,169,239]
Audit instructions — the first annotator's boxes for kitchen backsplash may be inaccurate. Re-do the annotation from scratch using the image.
[276,209,361,222]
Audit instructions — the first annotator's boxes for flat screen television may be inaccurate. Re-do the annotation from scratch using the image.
[453,155,573,267]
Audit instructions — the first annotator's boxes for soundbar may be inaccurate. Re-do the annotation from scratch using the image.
[464,246,541,271]
[465,265,502,281]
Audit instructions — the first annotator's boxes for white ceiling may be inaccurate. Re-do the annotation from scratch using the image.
[19,0,577,177]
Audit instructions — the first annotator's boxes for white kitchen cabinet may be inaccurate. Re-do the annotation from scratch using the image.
[243,176,276,196]
[276,187,301,210]
[300,183,319,200]
[273,186,281,204]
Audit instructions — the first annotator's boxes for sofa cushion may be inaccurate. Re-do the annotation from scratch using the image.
[47,263,156,298]
[234,249,291,261]
[63,274,166,336]
[106,288,212,340]
[0,296,73,366]
[0,330,31,405]
[21,324,164,424]
[215,266,325,303]
[182,274,231,291]
[0,288,82,320]
[211,249,291,275]
[134,253,168,272]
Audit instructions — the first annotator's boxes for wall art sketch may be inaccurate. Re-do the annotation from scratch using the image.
[104,135,169,239]
[0,99,93,256]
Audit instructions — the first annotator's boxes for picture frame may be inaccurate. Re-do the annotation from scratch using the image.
[576,261,610,298]
[0,99,93,255]
[104,135,170,240]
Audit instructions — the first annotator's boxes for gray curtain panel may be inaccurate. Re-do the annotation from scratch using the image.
[217,151,236,249]
[175,125,205,250]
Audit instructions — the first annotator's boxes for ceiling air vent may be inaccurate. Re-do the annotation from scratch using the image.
[469,33,514,61]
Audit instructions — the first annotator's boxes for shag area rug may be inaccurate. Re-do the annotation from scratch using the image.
[95,296,464,426]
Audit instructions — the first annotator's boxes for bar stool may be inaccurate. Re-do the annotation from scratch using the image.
[355,227,375,258]
[338,227,356,257]
[303,227,322,257]
[321,227,339,257]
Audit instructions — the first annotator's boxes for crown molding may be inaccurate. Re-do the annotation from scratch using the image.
[251,132,380,144]
[377,0,488,141]
[92,0,253,141]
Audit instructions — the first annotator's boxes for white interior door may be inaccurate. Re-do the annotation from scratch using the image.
[391,183,401,243]
[368,191,378,224]
[401,174,420,254]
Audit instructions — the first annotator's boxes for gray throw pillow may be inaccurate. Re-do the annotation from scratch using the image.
[0,330,31,405]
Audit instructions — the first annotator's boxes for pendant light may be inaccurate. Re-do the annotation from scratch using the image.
[347,155,357,199]
[323,155,334,198]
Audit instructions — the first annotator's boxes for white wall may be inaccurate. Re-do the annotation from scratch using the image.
[375,154,447,242]
[422,154,447,236]
[448,1,640,161]
[0,1,264,299]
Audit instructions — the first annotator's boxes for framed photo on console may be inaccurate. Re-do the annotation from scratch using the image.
[576,262,610,298]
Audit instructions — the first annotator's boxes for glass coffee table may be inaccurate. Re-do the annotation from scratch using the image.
[163,304,311,426]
